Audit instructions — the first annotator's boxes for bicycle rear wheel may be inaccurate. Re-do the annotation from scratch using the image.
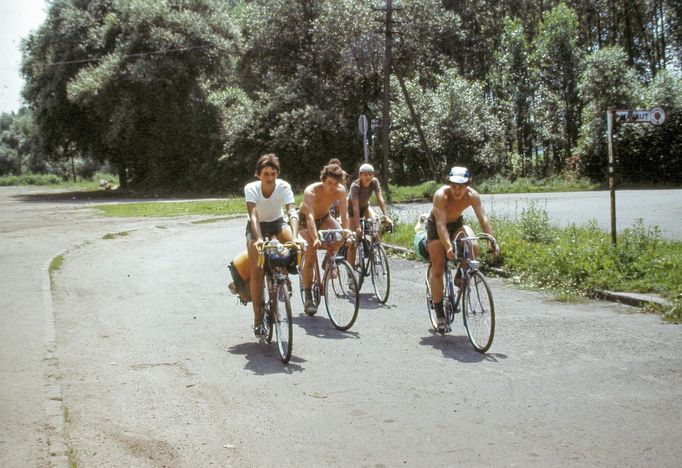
[274,282,293,363]
[462,270,495,353]
[370,243,390,303]
[425,265,438,330]
[324,258,359,331]
[425,264,456,333]
[298,262,321,311]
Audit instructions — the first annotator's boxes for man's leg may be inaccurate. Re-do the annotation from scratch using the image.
[247,239,265,335]
[427,239,448,331]
[298,228,318,314]
[346,214,358,268]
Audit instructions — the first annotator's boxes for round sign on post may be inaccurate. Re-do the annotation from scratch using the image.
[358,114,368,135]
[651,107,666,125]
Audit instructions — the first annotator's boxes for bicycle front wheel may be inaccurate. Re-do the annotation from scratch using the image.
[274,282,293,363]
[354,239,366,289]
[370,243,390,303]
[324,258,359,331]
[462,270,495,353]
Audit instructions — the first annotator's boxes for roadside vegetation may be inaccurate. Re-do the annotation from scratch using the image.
[48,254,64,288]
[384,203,682,323]
[0,172,119,191]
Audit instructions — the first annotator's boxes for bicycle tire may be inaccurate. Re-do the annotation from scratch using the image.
[425,265,438,330]
[298,262,321,310]
[462,270,495,353]
[354,239,366,289]
[370,243,390,303]
[274,282,293,363]
[323,258,359,331]
[425,264,456,332]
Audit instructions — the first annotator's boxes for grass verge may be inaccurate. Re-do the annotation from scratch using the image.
[49,254,64,288]
[385,204,682,323]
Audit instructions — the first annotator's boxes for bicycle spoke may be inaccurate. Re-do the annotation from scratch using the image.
[324,258,359,331]
[370,243,390,303]
[462,271,495,353]
[274,282,293,363]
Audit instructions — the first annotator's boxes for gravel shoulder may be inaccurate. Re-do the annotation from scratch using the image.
[1,187,681,467]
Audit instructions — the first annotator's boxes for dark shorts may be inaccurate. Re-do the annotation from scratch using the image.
[298,212,331,230]
[245,217,288,241]
[348,203,369,218]
[425,215,464,242]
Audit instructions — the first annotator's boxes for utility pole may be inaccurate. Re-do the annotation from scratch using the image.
[374,0,400,192]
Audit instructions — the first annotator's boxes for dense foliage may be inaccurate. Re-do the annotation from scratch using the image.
[2,0,680,189]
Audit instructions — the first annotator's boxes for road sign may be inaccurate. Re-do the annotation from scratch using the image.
[615,107,666,125]
[651,107,666,125]
[358,114,368,135]
[615,109,652,123]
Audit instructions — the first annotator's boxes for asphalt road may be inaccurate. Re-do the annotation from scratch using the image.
[393,189,682,240]
[1,186,681,467]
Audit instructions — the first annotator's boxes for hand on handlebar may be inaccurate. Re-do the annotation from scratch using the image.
[487,240,499,257]
[446,247,456,260]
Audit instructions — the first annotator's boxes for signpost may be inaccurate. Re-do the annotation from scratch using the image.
[359,114,369,163]
[606,106,666,244]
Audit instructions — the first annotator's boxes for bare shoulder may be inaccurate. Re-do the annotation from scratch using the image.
[305,182,320,195]
[466,187,482,206]
[433,185,449,205]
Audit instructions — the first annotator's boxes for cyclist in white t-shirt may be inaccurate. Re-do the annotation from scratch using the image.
[245,154,299,336]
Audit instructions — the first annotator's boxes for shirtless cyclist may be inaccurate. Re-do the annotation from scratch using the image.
[298,163,351,315]
[421,166,499,333]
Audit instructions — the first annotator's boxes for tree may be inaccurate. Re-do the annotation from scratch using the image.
[577,46,639,180]
[489,16,533,176]
[22,0,240,189]
[531,3,583,176]
[391,68,505,184]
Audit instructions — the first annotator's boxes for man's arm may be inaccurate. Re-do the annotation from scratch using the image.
[433,189,455,259]
[337,185,350,230]
[286,202,299,238]
[470,191,499,255]
[302,188,320,245]
[246,202,262,244]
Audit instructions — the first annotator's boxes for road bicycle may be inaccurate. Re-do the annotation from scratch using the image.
[299,229,360,331]
[425,232,497,353]
[257,239,304,363]
[350,216,391,303]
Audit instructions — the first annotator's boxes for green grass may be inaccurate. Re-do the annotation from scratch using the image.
[0,172,119,190]
[49,254,64,288]
[385,204,682,323]
[92,198,246,217]
[386,175,599,202]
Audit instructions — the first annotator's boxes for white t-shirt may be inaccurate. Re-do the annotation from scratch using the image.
[244,179,295,222]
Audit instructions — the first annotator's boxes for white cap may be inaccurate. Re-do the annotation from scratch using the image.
[359,163,375,173]
[447,166,470,184]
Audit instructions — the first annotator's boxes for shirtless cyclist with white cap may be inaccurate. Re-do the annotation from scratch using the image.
[417,166,499,333]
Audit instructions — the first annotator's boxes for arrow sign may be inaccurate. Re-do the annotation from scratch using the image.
[614,107,666,125]
[615,109,652,123]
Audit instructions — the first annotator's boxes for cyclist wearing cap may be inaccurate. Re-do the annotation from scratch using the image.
[244,154,299,336]
[298,162,351,315]
[416,166,498,333]
[346,163,393,272]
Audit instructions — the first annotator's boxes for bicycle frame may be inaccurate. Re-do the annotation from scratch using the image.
[426,231,497,352]
[257,240,304,363]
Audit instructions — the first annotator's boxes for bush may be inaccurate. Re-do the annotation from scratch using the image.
[0,173,62,186]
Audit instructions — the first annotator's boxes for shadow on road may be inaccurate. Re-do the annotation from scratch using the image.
[357,292,396,310]
[227,342,305,375]
[293,313,361,340]
[419,333,508,363]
